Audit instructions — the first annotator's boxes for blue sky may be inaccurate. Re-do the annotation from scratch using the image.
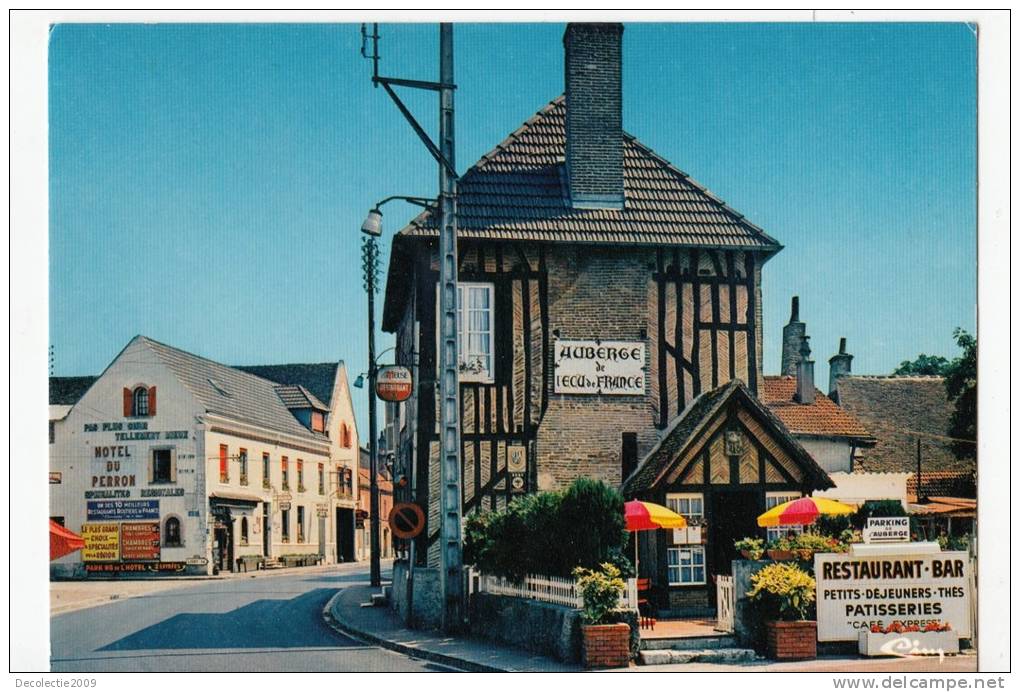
[49,22,976,437]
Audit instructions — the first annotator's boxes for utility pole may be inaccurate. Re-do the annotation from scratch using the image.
[436,22,464,634]
[362,235,382,587]
[360,21,464,633]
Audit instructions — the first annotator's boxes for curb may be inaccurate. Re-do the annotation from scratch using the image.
[320,590,505,673]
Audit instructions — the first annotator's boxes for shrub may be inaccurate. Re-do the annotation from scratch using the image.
[746,562,816,621]
[815,513,853,536]
[463,477,631,580]
[793,532,844,553]
[573,563,625,625]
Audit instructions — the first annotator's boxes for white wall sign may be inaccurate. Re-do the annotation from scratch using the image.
[864,517,910,543]
[553,339,645,395]
[815,551,972,641]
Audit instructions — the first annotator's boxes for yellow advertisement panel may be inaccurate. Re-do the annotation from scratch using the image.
[82,523,120,562]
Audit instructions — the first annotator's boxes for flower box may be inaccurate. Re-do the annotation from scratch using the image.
[858,630,959,657]
[766,549,795,561]
[581,623,632,669]
[765,620,816,660]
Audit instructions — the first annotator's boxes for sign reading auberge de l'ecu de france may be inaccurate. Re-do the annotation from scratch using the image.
[553,339,645,395]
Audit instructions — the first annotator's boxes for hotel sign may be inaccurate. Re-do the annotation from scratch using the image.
[120,522,161,561]
[815,551,972,641]
[553,339,645,395]
[87,499,159,521]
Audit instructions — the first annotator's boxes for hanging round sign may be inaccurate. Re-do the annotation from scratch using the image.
[376,366,413,402]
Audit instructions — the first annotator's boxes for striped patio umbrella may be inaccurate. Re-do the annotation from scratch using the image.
[625,500,688,532]
[50,520,85,561]
[756,496,855,528]
[625,501,687,580]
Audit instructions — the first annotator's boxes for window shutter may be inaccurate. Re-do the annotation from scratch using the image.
[123,388,132,417]
[170,448,177,483]
[148,386,157,416]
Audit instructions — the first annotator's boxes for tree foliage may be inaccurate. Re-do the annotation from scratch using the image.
[892,354,951,376]
[944,328,976,459]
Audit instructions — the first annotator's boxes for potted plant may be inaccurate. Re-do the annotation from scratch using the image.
[746,562,817,660]
[792,532,838,560]
[766,536,795,561]
[858,621,959,657]
[573,563,632,669]
[734,537,765,560]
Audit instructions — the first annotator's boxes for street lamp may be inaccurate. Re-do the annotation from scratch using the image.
[359,197,432,588]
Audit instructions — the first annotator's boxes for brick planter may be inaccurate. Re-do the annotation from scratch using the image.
[581,623,632,669]
[765,620,817,661]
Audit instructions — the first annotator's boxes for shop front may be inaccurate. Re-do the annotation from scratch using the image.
[623,380,835,617]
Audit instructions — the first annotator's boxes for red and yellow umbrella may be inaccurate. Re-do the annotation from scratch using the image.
[625,501,687,580]
[50,520,85,561]
[625,500,688,531]
[756,496,855,528]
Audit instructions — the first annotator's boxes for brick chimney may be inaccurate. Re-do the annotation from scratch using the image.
[781,296,806,376]
[795,336,815,405]
[563,23,624,210]
[828,337,853,397]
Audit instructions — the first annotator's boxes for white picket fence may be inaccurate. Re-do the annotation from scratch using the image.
[470,570,638,610]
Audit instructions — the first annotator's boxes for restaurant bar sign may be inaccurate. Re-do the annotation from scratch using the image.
[815,551,972,641]
[553,339,645,395]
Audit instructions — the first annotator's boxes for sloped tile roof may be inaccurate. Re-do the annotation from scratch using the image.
[761,376,874,440]
[49,376,98,405]
[833,376,975,474]
[235,363,339,408]
[272,384,329,412]
[907,496,976,517]
[398,96,781,250]
[138,337,329,445]
[622,380,833,496]
[906,470,976,499]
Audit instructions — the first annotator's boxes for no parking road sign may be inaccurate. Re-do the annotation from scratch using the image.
[388,502,425,540]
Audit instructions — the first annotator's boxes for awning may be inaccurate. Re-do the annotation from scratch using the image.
[210,491,263,507]
[50,520,85,561]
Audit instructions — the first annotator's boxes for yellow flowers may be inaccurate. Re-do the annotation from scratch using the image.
[746,562,816,621]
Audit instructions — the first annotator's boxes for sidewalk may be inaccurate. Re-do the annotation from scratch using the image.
[324,583,978,674]
[50,562,351,616]
[323,582,584,672]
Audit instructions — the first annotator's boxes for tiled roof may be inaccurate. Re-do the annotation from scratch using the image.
[49,376,97,405]
[761,376,874,440]
[833,376,974,474]
[273,384,329,412]
[907,496,976,517]
[905,470,976,499]
[235,363,339,408]
[397,96,781,250]
[622,380,834,496]
[138,336,329,445]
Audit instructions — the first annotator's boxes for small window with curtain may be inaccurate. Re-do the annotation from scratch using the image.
[667,545,706,585]
[133,387,149,416]
[437,282,495,382]
[240,517,249,545]
[239,449,248,486]
[164,516,182,547]
[297,459,305,492]
[219,444,229,483]
[281,457,289,491]
[262,453,271,489]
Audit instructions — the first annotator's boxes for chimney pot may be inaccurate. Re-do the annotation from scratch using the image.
[781,295,806,376]
[563,23,624,210]
[828,337,854,397]
[795,335,815,405]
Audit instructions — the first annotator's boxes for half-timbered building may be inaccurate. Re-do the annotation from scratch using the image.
[382,23,836,611]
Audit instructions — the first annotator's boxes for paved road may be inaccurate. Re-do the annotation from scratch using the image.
[50,565,447,672]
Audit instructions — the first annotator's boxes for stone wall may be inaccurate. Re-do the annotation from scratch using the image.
[468,592,639,663]
[390,560,442,631]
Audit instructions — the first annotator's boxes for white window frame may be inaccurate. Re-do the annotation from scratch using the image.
[437,282,495,383]
[765,491,805,543]
[665,492,704,522]
[667,545,707,585]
